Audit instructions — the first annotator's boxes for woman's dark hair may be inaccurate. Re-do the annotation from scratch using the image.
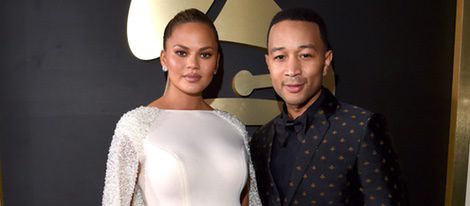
[163,8,220,50]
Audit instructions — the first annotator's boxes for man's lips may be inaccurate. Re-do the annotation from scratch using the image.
[284,84,304,93]
[183,73,201,83]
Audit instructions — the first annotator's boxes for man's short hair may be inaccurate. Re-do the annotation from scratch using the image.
[267,8,331,50]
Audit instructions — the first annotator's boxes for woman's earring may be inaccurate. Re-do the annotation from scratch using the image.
[213,70,217,75]
[162,66,168,72]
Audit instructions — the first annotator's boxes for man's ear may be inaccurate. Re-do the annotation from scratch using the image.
[265,53,271,72]
[323,50,333,76]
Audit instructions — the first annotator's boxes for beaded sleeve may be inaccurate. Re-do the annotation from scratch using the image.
[102,107,159,206]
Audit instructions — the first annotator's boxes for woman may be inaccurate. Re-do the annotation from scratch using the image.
[102,8,261,206]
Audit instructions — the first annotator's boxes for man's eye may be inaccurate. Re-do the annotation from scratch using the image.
[201,53,212,59]
[274,55,285,60]
[175,51,187,57]
[300,53,313,58]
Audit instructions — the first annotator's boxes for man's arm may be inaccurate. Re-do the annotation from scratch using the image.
[357,113,407,205]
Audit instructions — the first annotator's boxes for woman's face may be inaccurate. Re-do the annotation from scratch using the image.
[161,22,219,97]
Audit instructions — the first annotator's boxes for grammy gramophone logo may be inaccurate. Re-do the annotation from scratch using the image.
[126,0,335,125]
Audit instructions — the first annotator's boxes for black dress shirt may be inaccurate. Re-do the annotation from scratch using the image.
[271,91,325,201]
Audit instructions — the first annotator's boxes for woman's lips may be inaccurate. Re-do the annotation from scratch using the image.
[183,73,201,83]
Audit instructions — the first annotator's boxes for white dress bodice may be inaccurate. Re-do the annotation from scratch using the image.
[137,109,248,206]
[102,106,261,206]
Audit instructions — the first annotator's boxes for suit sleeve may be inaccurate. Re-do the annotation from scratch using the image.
[357,113,407,206]
[102,130,139,206]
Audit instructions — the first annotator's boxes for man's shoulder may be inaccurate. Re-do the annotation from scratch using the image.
[320,88,373,120]
[332,100,374,120]
[250,115,279,146]
[254,117,277,136]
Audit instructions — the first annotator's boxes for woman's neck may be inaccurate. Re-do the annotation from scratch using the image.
[149,88,211,110]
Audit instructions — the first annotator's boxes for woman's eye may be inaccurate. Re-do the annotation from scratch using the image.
[200,53,212,59]
[175,51,187,57]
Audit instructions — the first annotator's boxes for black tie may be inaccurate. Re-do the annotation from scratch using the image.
[279,119,304,147]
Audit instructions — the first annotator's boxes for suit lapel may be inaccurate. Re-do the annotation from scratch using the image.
[284,108,331,206]
[255,121,283,205]
[263,123,284,205]
[283,89,338,205]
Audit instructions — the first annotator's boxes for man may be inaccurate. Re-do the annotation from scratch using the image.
[250,8,406,206]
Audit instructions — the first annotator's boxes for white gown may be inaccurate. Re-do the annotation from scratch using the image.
[102,107,261,206]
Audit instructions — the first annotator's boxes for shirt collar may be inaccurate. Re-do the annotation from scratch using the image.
[277,89,326,130]
[274,89,327,146]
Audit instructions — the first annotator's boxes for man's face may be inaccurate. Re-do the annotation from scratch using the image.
[266,20,332,109]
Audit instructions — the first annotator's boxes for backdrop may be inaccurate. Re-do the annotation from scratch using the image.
[0,0,455,205]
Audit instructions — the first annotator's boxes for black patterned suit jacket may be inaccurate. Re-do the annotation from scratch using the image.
[250,89,406,206]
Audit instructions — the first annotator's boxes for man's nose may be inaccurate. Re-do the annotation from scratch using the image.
[285,57,301,76]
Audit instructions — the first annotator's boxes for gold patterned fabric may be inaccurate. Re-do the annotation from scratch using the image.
[250,89,407,206]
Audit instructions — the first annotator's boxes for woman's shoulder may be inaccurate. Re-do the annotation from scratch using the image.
[115,106,160,135]
[213,110,248,138]
[213,110,244,126]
